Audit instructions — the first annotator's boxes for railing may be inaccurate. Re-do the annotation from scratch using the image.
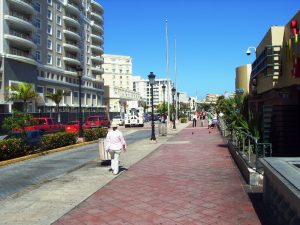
[9,47,30,57]
[9,29,31,40]
[65,26,78,33]
[9,11,31,22]
[219,118,272,173]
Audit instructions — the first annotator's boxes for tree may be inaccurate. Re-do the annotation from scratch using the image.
[2,111,35,132]
[8,82,38,112]
[157,102,168,115]
[45,89,65,113]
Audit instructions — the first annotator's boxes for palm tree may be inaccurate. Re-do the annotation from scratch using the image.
[45,89,65,113]
[8,82,38,112]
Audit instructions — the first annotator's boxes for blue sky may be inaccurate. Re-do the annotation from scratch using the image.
[98,0,298,99]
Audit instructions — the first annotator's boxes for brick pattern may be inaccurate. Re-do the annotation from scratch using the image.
[53,125,261,225]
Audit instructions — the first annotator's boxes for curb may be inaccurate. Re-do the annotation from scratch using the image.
[0,140,98,167]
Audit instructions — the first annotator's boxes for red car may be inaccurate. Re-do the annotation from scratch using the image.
[16,117,63,134]
[85,116,111,128]
[64,121,89,133]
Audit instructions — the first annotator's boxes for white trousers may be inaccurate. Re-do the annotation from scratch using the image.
[109,150,121,174]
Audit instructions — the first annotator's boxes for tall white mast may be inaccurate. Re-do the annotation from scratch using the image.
[165,17,170,122]
[174,36,178,121]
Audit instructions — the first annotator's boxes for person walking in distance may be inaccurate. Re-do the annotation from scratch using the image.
[207,111,213,133]
[200,110,205,127]
[105,122,126,175]
[192,112,197,127]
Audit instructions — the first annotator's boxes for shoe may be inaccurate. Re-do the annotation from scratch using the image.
[108,168,113,172]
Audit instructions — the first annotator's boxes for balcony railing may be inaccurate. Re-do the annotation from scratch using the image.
[9,47,30,57]
[9,29,31,40]
[251,45,282,78]
[9,10,31,22]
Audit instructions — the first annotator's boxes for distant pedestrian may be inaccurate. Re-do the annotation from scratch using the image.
[200,111,205,127]
[207,111,213,133]
[192,113,197,127]
[105,122,126,175]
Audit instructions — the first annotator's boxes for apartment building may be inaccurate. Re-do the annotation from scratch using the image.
[132,76,173,110]
[0,0,105,113]
[248,12,300,156]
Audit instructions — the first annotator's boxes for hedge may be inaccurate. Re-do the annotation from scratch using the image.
[40,132,77,151]
[180,117,188,123]
[0,138,31,161]
[83,128,108,142]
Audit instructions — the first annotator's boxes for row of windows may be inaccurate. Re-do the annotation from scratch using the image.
[104,68,131,74]
[38,71,103,90]
[34,1,61,13]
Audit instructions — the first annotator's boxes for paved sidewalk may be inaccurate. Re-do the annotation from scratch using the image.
[53,124,262,225]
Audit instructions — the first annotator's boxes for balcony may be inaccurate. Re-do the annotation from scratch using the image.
[63,27,80,41]
[91,22,104,35]
[63,41,80,53]
[63,14,80,29]
[65,67,77,76]
[5,30,36,49]
[91,12,103,24]
[63,54,80,66]
[91,45,104,54]
[66,1,80,15]
[5,12,35,32]
[91,55,103,64]
[7,47,36,65]
[90,34,103,45]
[91,66,104,73]
[251,45,282,78]
[7,0,35,15]
[91,0,104,13]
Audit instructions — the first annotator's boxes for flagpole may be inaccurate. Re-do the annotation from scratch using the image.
[166,17,170,123]
[174,36,178,121]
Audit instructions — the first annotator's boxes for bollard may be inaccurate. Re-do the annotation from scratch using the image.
[98,138,111,161]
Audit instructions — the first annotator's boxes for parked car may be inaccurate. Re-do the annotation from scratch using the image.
[64,121,89,133]
[16,117,63,134]
[4,130,43,146]
[112,115,124,126]
[85,116,111,128]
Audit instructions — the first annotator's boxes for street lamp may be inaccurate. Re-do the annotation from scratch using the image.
[172,87,176,129]
[188,97,191,120]
[76,65,83,138]
[162,84,166,123]
[177,92,180,120]
[246,46,256,56]
[193,99,195,111]
[148,72,156,141]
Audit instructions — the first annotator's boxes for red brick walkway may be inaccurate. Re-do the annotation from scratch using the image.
[53,125,261,225]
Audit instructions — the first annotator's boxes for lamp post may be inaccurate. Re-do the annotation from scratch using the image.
[172,87,176,129]
[246,46,256,56]
[188,97,191,120]
[162,84,166,123]
[148,72,156,141]
[76,65,83,138]
[177,92,180,120]
[193,99,195,111]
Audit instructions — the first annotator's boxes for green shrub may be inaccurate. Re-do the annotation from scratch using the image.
[40,132,77,150]
[83,128,107,141]
[0,138,31,161]
[180,117,187,123]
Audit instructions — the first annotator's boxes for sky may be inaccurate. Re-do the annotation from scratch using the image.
[98,0,298,100]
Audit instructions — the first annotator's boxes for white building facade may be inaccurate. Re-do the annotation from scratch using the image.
[132,76,173,110]
[0,0,105,113]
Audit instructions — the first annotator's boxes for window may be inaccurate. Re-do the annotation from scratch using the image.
[56,2,61,11]
[47,24,52,35]
[47,10,52,20]
[35,19,41,29]
[34,34,41,45]
[47,0,52,5]
[34,3,41,12]
[86,57,89,64]
[56,57,61,67]
[56,43,61,53]
[35,51,41,62]
[47,39,52,50]
[56,29,61,39]
[40,71,45,77]
[119,69,122,73]
[112,69,116,73]
[87,34,90,42]
[56,15,61,25]
[47,54,52,64]
[86,46,90,53]
[37,86,44,94]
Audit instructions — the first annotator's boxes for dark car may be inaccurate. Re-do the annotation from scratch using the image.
[4,130,43,145]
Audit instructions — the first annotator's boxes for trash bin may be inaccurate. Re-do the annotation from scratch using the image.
[98,138,111,161]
